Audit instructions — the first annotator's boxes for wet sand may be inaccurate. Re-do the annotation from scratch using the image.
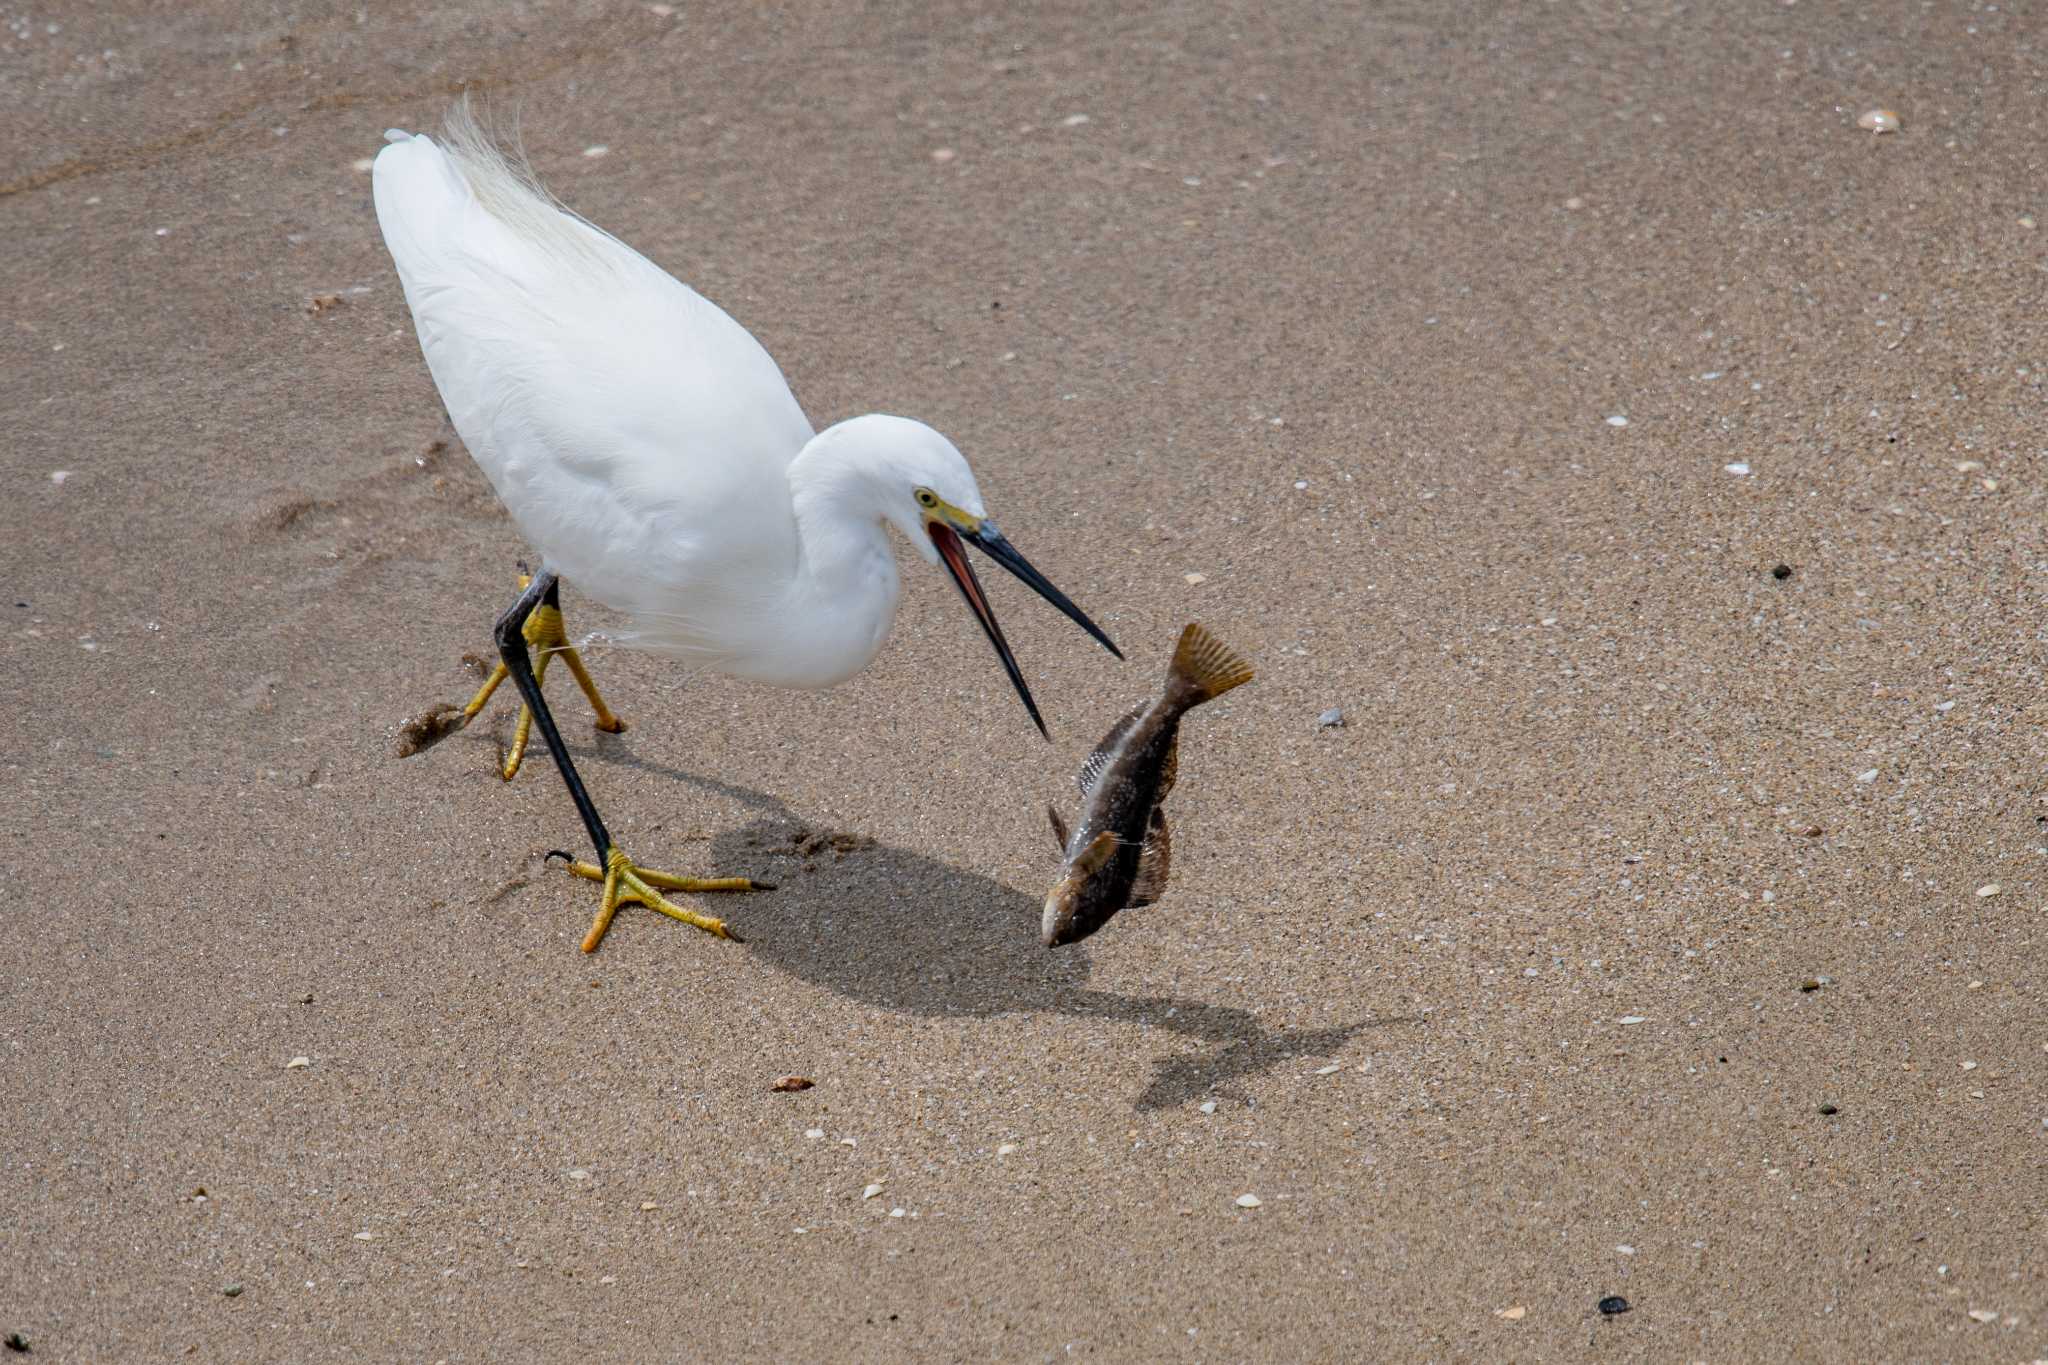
[4,1,2044,1358]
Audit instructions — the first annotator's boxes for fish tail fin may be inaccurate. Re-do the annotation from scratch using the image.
[1165,623,1254,710]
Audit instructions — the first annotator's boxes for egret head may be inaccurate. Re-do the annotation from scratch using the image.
[840,414,1122,737]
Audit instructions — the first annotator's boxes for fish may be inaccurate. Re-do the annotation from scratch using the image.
[1041,622,1254,947]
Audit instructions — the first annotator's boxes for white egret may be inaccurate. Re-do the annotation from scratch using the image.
[373,103,1120,951]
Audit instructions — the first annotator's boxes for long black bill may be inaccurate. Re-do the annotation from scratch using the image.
[928,520,1122,740]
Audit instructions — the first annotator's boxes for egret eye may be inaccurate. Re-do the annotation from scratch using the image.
[916,489,939,509]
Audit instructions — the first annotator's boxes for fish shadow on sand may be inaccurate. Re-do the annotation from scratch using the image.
[566,750,1413,1109]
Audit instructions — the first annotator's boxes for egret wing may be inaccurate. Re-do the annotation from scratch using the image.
[373,129,814,641]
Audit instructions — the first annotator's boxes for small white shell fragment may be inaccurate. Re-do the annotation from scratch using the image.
[1976,883,2000,898]
[1605,415,1629,427]
[285,1056,311,1069]
[1314,1063,1343,1075]
[567,1169,590,1181]
[888,1208,906,1218]
[1495,1305,1528,1321]
[839,1137,857,1147]
[351,157,374,173]
[1183,572,1207,586]
[581,144,609,159]
[862,1183,885,1200]
[353,1231,377,1241]
[997,1143,1019,1156]
[639,1202,658,1211]
[646,3,674,13]
[1855,769,1879,783]
[1725,462,1751,476]
[1234,1193,1263,1208]
[1618,1016,1649,1025]
[1062,113,1091,127]
[1858,108,1902,134]
[599,1275,617,1285]
[804,1128,825,1140]
[1615,1244,1636,1255]
[50,470,73,485]
[1961,1060,1979,1071]
[1966,1308,1998,1324]
[931,147,956,163]
[1199,1100,1218,1114]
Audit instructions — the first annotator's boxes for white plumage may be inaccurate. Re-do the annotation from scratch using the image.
[373,108,990,687]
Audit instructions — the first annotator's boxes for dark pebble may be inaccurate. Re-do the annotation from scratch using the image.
[1819,1104,1839,1116]
[1597,1296,1631,1317]
[222,1284,244,1298]
[1772,563,1793,580]
[4,1332,28,1353]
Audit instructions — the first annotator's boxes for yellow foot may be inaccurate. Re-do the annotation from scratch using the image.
[461,574,627,780]
[550,848,773,952]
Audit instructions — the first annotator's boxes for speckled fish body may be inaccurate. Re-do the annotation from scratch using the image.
[1041,624,1253,946]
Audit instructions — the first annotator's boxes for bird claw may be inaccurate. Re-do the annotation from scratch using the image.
[555,847,771,952]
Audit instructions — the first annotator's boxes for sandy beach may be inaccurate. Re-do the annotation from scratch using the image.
[5,1,2045,1357]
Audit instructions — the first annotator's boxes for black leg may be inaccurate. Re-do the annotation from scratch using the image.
[494,569,614,862]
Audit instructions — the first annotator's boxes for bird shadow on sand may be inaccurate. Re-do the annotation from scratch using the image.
[558,748,1414,1110]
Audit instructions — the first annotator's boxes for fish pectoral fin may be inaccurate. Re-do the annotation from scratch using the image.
[1047,803,1071,853]
[1126,808,1172,907]
[1074,831,1119,877]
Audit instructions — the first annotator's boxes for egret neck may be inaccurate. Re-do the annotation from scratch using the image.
[778,416,935,689]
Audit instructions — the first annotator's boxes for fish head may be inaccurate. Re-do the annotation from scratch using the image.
[1041,831,1126,947]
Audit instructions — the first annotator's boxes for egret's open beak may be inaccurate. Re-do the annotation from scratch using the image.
[927,518,1121,739]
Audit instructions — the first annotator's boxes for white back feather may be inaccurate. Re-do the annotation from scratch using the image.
[434,95,618,276]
